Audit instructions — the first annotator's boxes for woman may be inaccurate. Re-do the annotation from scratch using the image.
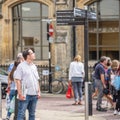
[69,55,84,105]
[110,59,120,115]
[5,59,21,120]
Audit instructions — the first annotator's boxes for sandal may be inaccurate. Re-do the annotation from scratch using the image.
[78,102,83,105]
[72,102,79,105]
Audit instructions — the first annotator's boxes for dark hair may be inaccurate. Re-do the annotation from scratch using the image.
[22,49,30,60]
[22,48,34,60]
[9,61,20,81]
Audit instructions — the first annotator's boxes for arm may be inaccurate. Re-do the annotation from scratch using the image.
[15,79,25,100]
[37,81,41,99]
[100,74,106,88]
[7,73,12,88]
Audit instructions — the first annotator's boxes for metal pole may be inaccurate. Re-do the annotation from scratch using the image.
[88,82,92,116]
[0,81,2,119]
[73,0,76,57]
[85,82,89,120]
[48,42,52,93]
[84,9,89,120]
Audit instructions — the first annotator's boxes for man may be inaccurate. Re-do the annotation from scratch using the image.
[94,56,108,111]
[14,49,40,120]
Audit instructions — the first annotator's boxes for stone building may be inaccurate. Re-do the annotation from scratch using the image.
[0,0,120,70]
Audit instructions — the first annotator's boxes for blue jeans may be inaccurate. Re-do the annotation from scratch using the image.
[7,90,16,118]
[17,95,38,120]
[72,82,83,102]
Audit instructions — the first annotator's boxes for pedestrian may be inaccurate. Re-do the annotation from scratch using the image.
[110,59,120,115]
[92,61,100,98]
[4,58,22,120]
[94,56,108,111]
[7,53,24,90]
[14,48,41,120]
[103,57,113,108]
[69,55,84,105]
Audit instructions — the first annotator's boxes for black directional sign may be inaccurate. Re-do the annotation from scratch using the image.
[56,8,97,26]
[56,10,85,26]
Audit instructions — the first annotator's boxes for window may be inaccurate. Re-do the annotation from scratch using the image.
[88,0,120,60]
[13,2,49,60]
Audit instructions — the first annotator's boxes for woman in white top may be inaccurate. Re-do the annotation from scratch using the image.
[69,55,84,105]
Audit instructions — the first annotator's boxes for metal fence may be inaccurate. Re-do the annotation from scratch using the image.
[0,64,94,92]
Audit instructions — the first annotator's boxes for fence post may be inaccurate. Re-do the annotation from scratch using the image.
[0,81,2,119]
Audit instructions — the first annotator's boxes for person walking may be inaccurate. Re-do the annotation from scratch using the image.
[4,59,21,120]
[69,55,84,105]
[110,59,120,115]
[94,56,108,111]
[14,49,41,120]
[4,53,24,120]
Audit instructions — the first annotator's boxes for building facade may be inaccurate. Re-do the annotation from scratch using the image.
[0,0,120,69]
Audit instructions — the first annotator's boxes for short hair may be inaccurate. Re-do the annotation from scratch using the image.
[100,56,107,63]
[22,49,30,60]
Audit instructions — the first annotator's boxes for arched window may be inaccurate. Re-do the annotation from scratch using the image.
[13,2,49,60]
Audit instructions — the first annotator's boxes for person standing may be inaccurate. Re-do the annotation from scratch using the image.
[94,56,108,111]
[69,55,84,105]
[14,49,41,120]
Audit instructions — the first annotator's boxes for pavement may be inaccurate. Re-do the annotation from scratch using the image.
[1,93,120,120]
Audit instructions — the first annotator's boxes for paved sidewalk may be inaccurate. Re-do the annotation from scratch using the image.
[1,93,119,120]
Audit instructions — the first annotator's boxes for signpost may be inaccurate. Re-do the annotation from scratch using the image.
[56,8,96,26]
[56,10,85,25]
[56,7,96,120]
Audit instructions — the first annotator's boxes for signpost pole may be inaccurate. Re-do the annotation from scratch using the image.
[73,0,76,57]
[47,21,53,93]
[84,9,89,120]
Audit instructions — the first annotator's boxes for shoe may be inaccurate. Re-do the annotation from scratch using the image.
[72,102,79,105]
[78,102,83,105]
[113,110,118,115]
[118,111,120,115]
[3,118,9,120]
[96,107,107,112]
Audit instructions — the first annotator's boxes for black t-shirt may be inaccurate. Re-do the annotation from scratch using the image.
[94,63,105,80]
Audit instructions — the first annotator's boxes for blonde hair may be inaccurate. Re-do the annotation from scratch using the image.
[74,55,81,62]
[111,60,119,70]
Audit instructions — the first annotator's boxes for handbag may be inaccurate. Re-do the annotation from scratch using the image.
[112,76,120,90]
[9,96,15,113]
[66,85,73,99]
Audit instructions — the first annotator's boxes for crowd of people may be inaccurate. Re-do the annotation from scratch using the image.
[68,55,120,116]
[92,56,120,115]
[4,52,120,119]
[4,48,40,120]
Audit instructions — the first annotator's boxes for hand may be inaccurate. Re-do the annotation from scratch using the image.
[103,84,106,89]
[37,92,41,99]
[18,94,26,100]
[5,86,10,93]
[69,80,72,87]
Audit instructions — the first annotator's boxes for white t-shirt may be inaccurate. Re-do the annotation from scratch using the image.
[14,61,40,95]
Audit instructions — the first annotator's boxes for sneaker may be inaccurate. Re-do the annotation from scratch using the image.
[96,107,107,112]
[113,110,118,115]
[118,111,120,115]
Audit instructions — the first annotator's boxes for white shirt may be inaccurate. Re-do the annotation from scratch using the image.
[69,61,84,80]
[14,61,40,95]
